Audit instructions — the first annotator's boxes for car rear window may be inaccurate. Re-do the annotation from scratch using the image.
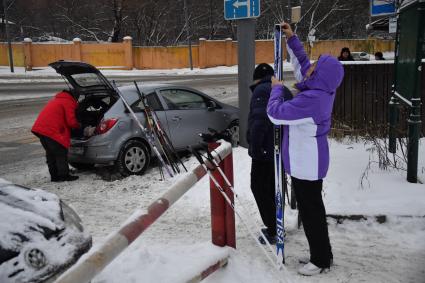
[71,73,104,87]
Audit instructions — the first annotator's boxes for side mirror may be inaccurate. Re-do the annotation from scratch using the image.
[207,100,217,111]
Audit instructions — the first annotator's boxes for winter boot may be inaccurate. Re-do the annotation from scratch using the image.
[258,228,276,245]
[54,175,79,182]
[298,262,330,276]
[299,256,333,265]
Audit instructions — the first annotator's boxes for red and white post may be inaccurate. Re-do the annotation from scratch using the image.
[209,142,236,248]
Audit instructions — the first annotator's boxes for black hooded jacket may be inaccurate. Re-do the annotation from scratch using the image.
[247,76,292,161]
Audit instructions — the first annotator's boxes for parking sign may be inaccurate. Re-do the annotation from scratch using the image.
[224,0,260,20]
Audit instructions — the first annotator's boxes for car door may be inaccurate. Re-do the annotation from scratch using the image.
[158,88,225,149]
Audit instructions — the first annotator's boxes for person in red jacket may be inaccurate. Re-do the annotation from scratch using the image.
[32,90,81,182]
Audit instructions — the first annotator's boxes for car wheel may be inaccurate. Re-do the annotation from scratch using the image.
[227,120,239,146]
[116,140,150,176]
[69,162,95,171]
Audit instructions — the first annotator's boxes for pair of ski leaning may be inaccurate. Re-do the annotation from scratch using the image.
[113,81,187,179]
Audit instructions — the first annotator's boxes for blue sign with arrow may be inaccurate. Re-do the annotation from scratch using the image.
[224,0,260,20]
[370,0,396,17]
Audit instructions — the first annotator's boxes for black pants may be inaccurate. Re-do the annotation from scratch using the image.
[251,159,276,236]
[38,135,70,180]
[292,176,333,268]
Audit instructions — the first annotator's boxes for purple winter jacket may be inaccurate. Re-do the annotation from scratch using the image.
[267,35,344,180]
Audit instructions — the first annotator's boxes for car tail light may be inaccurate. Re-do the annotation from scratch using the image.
[95,118,118,135]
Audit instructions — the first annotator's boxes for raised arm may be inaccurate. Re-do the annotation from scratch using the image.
[281,23,311,82]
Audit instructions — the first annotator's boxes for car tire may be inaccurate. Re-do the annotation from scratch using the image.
[69,162,95,171]
[227,120,239,146]
[116,140,150,176]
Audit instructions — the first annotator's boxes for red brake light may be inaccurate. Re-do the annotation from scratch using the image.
[95,118,118,135]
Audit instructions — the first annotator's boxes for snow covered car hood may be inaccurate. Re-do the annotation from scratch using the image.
[0,178,92,283]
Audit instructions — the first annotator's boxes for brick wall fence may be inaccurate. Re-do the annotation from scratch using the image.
[0,36,394,70]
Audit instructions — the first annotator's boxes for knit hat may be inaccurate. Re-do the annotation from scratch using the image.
[253,63,274,80]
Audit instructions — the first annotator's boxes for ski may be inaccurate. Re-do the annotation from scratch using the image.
[133,83,178,174]
[111,81,174,178]
[274,23,285,265]
[133,81,188,174]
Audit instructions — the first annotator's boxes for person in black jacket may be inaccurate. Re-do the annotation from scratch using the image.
[338,47,354,61]
[247,63,292,244]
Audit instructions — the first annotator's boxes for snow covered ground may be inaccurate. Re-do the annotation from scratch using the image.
[1,137,424,283]
[0,63,424,281]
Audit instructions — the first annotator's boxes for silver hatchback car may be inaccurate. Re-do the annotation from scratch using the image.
[49,61,239,176]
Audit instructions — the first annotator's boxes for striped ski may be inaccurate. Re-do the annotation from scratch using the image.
[273,23,285,264]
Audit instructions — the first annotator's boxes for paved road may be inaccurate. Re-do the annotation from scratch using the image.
[0,74,240,101]
[0,73,295,169]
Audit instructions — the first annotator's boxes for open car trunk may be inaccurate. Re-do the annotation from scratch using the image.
[48,61,119,140]
[72,94,118,140]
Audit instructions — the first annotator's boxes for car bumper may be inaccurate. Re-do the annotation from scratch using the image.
[68,139,117,164]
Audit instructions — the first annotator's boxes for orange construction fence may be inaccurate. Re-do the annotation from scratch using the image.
[0,36,394,70]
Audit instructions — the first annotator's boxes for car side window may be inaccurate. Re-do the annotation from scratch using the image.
[132,92,163,112]
[160,89,207,110]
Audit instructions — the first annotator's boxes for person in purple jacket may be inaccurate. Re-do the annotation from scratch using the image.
[267,23,344,276]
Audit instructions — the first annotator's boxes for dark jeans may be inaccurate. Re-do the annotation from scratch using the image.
[251,159,276,236]
[38,135,70,180]
[292,176,333,268]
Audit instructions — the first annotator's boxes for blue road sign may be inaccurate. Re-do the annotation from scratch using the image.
[224,0,260,20]
[371,0,396,17]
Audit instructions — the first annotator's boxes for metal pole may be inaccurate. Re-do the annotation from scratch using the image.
[3,0,14,73]
[406,0,424,183]
[407,99,420,183]
[237,19,256,148]
[183,0,193,70]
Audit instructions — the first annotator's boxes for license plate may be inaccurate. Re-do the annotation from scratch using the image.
[70,147,84,155]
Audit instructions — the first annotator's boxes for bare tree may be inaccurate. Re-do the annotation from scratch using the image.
[3,0,371,44]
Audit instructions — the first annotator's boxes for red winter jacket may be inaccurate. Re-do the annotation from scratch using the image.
[32,91,80,148]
